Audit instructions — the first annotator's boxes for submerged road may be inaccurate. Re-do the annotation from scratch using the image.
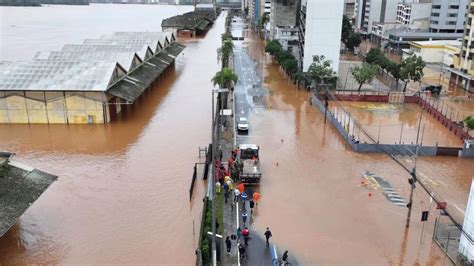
[230,19,473,264]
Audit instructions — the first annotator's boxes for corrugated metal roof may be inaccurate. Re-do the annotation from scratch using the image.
[107,42,185,102]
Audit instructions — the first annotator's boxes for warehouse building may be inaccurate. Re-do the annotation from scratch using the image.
[0,32,185,124]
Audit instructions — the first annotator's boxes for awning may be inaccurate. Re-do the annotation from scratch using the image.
[449,67,474,80]
[107,42,185,102]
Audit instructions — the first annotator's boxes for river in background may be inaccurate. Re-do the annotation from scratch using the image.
[0,5,219,264]
[0,4,193,61]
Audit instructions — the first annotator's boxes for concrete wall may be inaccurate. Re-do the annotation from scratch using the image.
[459,178,474,261]
[303,0,343,73]
[0,91,108,124]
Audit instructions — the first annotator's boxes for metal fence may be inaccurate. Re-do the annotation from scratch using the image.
[433,215,462,265]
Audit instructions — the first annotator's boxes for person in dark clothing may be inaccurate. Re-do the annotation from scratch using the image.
[249,200,255,214]
[242,227,250,246]
[225,236,232,254]
[224,190,229,203]
[282,250,288,262]
[238,243,246,259]
[264,227,272,246]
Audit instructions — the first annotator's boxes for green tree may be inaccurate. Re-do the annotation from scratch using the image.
[464,116,474,132]
[345,32,361,51]
[260,12,270,27]
[366,48,384,65]
[341,15,352,43]
[400,54,425,92]
[211,67,238,89]
[221,32,233,42]
[387,61,404,90]
[211,68,238,109]
[351,63,378,91]
[265,40,282,56]
[217,40,234,68]
[308,55,337,87]
[282,58,299,76]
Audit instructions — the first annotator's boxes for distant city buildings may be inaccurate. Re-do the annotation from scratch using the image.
[396,1,432,26]
[269,0,299,55]
[355,0,399,35]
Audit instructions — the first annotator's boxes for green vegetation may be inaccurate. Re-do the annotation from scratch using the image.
[308,55,337,88]
[217,40,234,68]
[465,116,474,132]
[341,15,361,52]
[260,12,269,27]
[351,63,378,92]
[221,32,233,42]
[265,40,301,79]
[199,194,224,266]
[212,68,238,89]
[365,48,425,91]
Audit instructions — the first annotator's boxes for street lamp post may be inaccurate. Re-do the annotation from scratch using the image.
[211,88,229,266]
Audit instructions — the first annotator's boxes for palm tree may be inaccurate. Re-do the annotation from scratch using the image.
[217,40,234,68]
[211,68,238,109]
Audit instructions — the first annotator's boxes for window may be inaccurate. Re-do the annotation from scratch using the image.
[432,5,441,9]
[431,13,440,17]
[430,20,439,24]
[447,21,457,25]
[448,13,457,17]
[449,5,459,9]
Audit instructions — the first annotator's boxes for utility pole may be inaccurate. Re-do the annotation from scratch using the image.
[211,90,217,266]
[406,105,424,228]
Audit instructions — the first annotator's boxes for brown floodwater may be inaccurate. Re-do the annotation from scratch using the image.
[0,11,224,265]
[241,29,473,265]
[330,101,464,147]
[0,10,473,264]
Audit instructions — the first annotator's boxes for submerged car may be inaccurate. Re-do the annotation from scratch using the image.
[237,117,249,131]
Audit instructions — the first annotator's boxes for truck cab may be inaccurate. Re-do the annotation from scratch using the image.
[238,144,262,185]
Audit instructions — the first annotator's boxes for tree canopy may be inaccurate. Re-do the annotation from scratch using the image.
[211,68,238,88]
[351,63,378,91]
[308,55,337,86]
[464,116,474,132]
[217,40,234,68]
[341,15,352,43]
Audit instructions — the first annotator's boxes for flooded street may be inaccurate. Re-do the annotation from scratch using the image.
[0,7,473,264]
[0,7,223,264]
[237,29,474,264]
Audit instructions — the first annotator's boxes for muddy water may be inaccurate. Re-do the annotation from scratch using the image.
[0,12,225,265]
[242,30,473,264]
[331,101,464,147]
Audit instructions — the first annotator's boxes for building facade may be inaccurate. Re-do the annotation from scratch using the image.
[396,2,432,26]
[429,0,469,33]
[403,40,461,67]
[0,33,184,124]
[449,0,474,93]
[355,0,399,34]
[298,0,344,73]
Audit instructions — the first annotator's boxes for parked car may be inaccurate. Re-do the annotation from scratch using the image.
[237,117,249,131]
[422,85,442,95]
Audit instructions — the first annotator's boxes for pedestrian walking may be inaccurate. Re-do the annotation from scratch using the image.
[242,227,250,246]
[224,190,229,203]
[215,181,221,194]
[249,200,255,215]
[225,236,232,255]
[234,188,241,203]
[282,250,289,262]
[264,227,272,246]
[236,227,242,240]
[223,182,229,193]
[242,210,248,225]
[238,243,246,259]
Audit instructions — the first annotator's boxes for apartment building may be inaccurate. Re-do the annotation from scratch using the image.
[449,0,474,93]
[430,0,469,33]
[396,1,432,26]
[298,0,344,73]
[355,0,399,34]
